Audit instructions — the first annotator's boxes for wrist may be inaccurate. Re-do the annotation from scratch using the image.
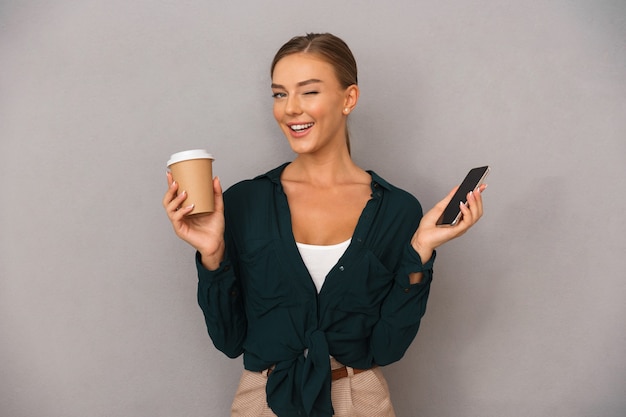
[199,243,225,271]
[411,236,434,265]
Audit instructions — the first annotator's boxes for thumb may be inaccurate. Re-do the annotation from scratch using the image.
[430,186,459,217]
[213,177,225,213]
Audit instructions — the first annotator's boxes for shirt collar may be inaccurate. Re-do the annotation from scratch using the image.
[255,162,393,192]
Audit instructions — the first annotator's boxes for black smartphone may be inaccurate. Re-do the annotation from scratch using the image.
[436,166,490,227]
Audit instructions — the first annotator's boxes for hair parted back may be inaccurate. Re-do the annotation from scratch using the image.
[271,33,358,88]
[271,33,358,153]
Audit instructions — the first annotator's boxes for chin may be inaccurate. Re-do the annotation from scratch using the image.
[289,145,315,155]
[286,138,316,155]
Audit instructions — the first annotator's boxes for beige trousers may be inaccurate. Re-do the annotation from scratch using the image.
[231,358,396,417]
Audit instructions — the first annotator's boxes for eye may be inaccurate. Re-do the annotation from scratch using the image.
[303,91,319,95]
[272,92,286,99]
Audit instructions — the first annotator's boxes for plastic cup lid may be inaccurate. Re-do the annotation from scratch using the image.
[167,149,214,167]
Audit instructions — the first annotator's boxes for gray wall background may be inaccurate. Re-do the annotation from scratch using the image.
[1,1,625,416]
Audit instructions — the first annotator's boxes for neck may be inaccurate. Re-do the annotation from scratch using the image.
[285,151,367,187]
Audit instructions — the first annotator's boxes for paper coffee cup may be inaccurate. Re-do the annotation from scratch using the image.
[167,149,215,216]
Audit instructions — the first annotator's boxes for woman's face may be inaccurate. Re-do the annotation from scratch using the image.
[271,53,357,156]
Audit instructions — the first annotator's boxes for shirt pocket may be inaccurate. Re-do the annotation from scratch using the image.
[238,239,295,312]
[332,249,394,316]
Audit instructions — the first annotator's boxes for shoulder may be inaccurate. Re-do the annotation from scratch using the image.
[369,170,422,214]
[223,163,287,205]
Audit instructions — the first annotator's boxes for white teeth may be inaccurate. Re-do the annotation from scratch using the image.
[290,123,314,132]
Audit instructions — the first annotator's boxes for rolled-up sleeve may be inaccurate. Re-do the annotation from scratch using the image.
[370,244,436,365]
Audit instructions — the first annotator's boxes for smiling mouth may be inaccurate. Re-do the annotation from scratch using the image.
[289,122,314,132]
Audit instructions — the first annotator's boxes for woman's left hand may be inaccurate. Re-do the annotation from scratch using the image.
[411,184,487,263]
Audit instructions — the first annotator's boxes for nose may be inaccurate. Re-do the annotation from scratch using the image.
[285,95,302,115]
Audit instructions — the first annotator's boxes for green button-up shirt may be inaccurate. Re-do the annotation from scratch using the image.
[197,163,435,417]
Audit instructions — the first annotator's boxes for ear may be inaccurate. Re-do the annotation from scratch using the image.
[342,84,359,114]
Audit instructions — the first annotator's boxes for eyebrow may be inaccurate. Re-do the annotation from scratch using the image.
[271,79,323,89]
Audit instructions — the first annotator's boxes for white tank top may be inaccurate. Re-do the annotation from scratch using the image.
[296,238,351,293]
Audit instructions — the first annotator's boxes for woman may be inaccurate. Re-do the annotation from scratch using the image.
[163,33,485,417]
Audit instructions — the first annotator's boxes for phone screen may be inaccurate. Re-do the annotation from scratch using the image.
[436,166,490,226]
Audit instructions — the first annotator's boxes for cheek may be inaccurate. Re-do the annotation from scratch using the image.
[272,104,282,122]
[302,101,326,120]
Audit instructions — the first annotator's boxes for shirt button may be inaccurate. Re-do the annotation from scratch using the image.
[339,266,345,272]
[356,238,362,243]
[404,288,410,293]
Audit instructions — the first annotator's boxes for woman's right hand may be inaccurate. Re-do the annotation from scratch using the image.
[163,172,225,270]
